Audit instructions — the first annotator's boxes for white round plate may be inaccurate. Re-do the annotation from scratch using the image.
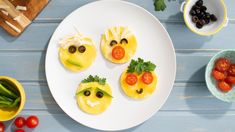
[46,0,176,131]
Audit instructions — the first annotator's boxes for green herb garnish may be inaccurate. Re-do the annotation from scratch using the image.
[82,75,106,85]
[127,58,156,75]
[96,87,113,98]
[154,0,166,11]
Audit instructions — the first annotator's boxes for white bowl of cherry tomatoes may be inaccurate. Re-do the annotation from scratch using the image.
[206,50,235,102]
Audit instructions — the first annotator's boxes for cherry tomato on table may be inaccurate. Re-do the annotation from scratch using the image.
[228,64,235,76]
[214,58,230,72]
[26,116,39,128]
[112,46,125,60]
[14,117,26,128]
[141,72,153,85]
[218,81,232,92]
[125,73,138,85]
[0,122,4,132]
[15,129,25,132]
[212,69,226,81]
[225,76,235,85]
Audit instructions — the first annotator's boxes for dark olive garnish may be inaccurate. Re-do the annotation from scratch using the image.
[196,22,203,29]
[84,90,91,96]
[200,6,207,12]
[190,9,196,16]
[68,45,77,54]
[195,9,201,14]
[110,40,118,46]
[192,16,199,23]
[120,38,128,44]
[96,91,103,98]
[196,0,203,7]
[136,88,143,94]
[78,45,86,53]
[205,18,210,24]
[199,19,206,26]
[210,14,217,22]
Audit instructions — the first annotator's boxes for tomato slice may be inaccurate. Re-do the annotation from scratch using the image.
[125,73,138,85]
[225,76,235,85]
[215,58,230,72]
[0,122,4,132]
[212,69,226,81]
[218,81,232,92]
[228,64,235,76]
[112,46,125,60]
[141,72,153,85]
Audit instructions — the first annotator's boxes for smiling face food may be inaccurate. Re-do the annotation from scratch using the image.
[76,75,112,114]
[101,26,137,63]
[59,33,96,72]
[120,58,157,99]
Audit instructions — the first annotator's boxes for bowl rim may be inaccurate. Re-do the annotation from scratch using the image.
[205,49,235,102]
[0,76,26,121]
[183,0,227,36]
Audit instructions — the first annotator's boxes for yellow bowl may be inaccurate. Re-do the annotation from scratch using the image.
[181,0,228,36]
[0,76,25,121]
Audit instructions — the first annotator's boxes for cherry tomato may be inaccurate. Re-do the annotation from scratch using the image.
[125,73,138,85]
[212,69,226,81]
[26,116,39,128]
[228,64,235,76]
[15,129,25,132]
[225,76,235,85]
[218,81,232,92]
[141,72,153,85]
[14,117,26,128]
[0,122,4,132]
[214,58,230,72]
[112,46,125,60]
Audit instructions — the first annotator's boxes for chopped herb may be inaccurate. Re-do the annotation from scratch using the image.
[127,58,156,75]
[154,0,166,11]
[82,75,106,85]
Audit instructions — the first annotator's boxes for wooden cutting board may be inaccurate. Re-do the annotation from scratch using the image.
[0,0,49,36]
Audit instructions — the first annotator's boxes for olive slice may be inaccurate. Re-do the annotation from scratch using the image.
[83,90,91,96]
[110,40,118,46]
[96,91,103,98]
[136,88,143,94]
[68,45,77,54]
[120,38,128,44]
[78,45,86,53]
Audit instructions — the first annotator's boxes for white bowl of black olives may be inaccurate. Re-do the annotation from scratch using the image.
[180,0,228,36]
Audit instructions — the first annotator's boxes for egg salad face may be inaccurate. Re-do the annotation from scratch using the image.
[120,58,157,99]
[76,75,112,114]
[101,26,137,64]
[59,33,96,72]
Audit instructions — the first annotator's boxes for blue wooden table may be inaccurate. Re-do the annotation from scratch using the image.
[1,0,235,131]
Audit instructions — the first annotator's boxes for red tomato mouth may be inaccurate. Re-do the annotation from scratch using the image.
[112,46,125,60]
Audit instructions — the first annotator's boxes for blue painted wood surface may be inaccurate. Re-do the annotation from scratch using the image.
[0,0,235,131]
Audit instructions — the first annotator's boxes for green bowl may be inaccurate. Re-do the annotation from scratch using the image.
[205,50,235,102]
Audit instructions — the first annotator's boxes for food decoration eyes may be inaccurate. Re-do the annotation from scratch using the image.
[83,90,91,96]
[141,72,153,85]
[120,38,128,44]
[78,45,86,53]
[68,45,77,53]
[96,91,104,98]
[136,88,143,94]
[125,73,137,85]
[110,40,118,46]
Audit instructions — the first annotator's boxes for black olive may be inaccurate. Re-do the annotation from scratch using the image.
[199,19,206,26]
[68,45,77,54]
[200,6,207,12]
[192,16,199,23]
[196,0,203,7]
[196,22,203,29]
[190,9,196,16]
[96,91,103,98]
[136,88,143,94]
[84,90,91,96]
[78,45,86,53]
[205,13,211,20]
[192,5,200,10]
[110,40,118,46]
[195,9,201,15]
[204,18,210,24]
[120,38,128,44]
[210,14,217,22]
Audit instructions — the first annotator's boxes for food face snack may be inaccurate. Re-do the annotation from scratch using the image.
[101,26,137,63]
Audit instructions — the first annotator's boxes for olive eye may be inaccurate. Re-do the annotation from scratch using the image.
[83,90,91,96]
[78,45,86,53]
[136,88,143,94]
[110,40,118,46]
[68,45,77,53]
[120,38,128,44]
[96,91,104,98]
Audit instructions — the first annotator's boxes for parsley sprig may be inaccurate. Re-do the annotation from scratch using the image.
[127,58,156,75]
[82,75,106,85]
[154,0,166,11]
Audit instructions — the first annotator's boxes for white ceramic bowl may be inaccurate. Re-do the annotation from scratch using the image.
[181,0,228,36]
